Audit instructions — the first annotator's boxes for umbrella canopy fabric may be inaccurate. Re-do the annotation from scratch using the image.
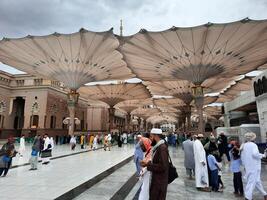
[216,76,253,103]
[78,83,151,107]
[120,19,267,85]
[114,99,152,113]
[131,107,160,119]
[0,28,133,89]
[147,114,177,124]
[144,80,194,104]
[153,98,186,108]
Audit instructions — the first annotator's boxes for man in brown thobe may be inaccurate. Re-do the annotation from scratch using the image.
[141,128,169,200]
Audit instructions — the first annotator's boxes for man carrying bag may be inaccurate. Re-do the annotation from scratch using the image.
[141,128,177,200]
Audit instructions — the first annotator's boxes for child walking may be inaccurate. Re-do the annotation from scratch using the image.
[215,155,224,189]
[29,136,40,170]
[207,151,222,192]
[29,148,38,170]
[230,146,244,197]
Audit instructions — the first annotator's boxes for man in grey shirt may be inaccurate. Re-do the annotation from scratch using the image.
[182,133,195,179]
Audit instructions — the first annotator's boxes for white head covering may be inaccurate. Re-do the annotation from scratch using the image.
[244,132,256,142]
[197,134,204,138]
[150,128,162,135]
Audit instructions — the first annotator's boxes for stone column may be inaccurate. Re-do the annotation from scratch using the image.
[137,117,141,131]
[8,97,15,115]
[223,112,230,127]
[185,105,191,131]
[195,96,204,134]
[67,90,79,136]
[143,119,147,132]
[125,113,131,132]
[108,107,115,131]
[192,85,204,134]
[175,118,179,131]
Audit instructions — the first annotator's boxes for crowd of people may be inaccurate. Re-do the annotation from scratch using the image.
[181,132,267,200]
[0,134,54,175]
[0,129,266,200]
[133,130,267,200]
[0,131,132,177]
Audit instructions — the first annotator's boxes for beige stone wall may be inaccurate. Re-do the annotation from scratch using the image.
[0,87,11,129]
[46,91,69,129]
[8,88,48,129]
[45,91,87,131]
[75,103,88,130]
[87,107,109,131]
[87,107,127,132]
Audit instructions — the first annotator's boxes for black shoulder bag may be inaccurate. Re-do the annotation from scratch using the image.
[168,151,178,184]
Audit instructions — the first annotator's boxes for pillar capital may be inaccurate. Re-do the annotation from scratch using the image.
[67,90,79,107]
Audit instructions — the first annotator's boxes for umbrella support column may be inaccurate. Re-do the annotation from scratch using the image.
[126,113,131,133]
[192,85,204,134]
[67,90,79,136]
[108,107,115,132]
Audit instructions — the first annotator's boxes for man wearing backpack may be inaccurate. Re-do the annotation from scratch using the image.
[0,137,17,177]
[141,128,169,200]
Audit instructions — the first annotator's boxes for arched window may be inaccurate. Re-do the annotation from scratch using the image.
[258,79,264,95]
[30,115,39,127]
[81,119,84,130]
[50,115,56,129]
[254,82,259,97]
[0,115,4,128]
[263,76,267,93]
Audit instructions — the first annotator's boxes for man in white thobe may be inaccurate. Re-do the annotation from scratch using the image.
[19,135,26,157]
[241,132,267,200]
[193,134,209,191]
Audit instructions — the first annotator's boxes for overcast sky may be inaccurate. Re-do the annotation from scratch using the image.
[0,0,267,74]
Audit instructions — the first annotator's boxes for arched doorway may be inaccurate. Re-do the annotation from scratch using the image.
[205,123,212,132]
[30,115,39,127]
[13,97,25,131]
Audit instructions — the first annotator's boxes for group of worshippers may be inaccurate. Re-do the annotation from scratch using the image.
[134,128,171,200]
[182,132,267,200]
[30,134,54,169]
[28,134,54,170]
[0,134,54,176]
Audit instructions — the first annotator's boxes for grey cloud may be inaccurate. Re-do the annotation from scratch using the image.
[0,0,267,38]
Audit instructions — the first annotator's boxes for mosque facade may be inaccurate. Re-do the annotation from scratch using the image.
[0,71,89,138]
[0,70,132,139]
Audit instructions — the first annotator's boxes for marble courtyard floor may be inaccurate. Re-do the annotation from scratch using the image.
[0,144,266,200]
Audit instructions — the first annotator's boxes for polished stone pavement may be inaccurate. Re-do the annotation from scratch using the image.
[74,159,136,200]
[10,142,92,167]
[0,144,266,200]
[0,144,133,200]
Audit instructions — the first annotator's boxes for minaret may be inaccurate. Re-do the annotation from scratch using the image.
[120,19,123,36]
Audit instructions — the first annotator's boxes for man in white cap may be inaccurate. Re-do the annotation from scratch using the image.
[141,128,169,200]
[193,134,210,191]
[240,132,267,200]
